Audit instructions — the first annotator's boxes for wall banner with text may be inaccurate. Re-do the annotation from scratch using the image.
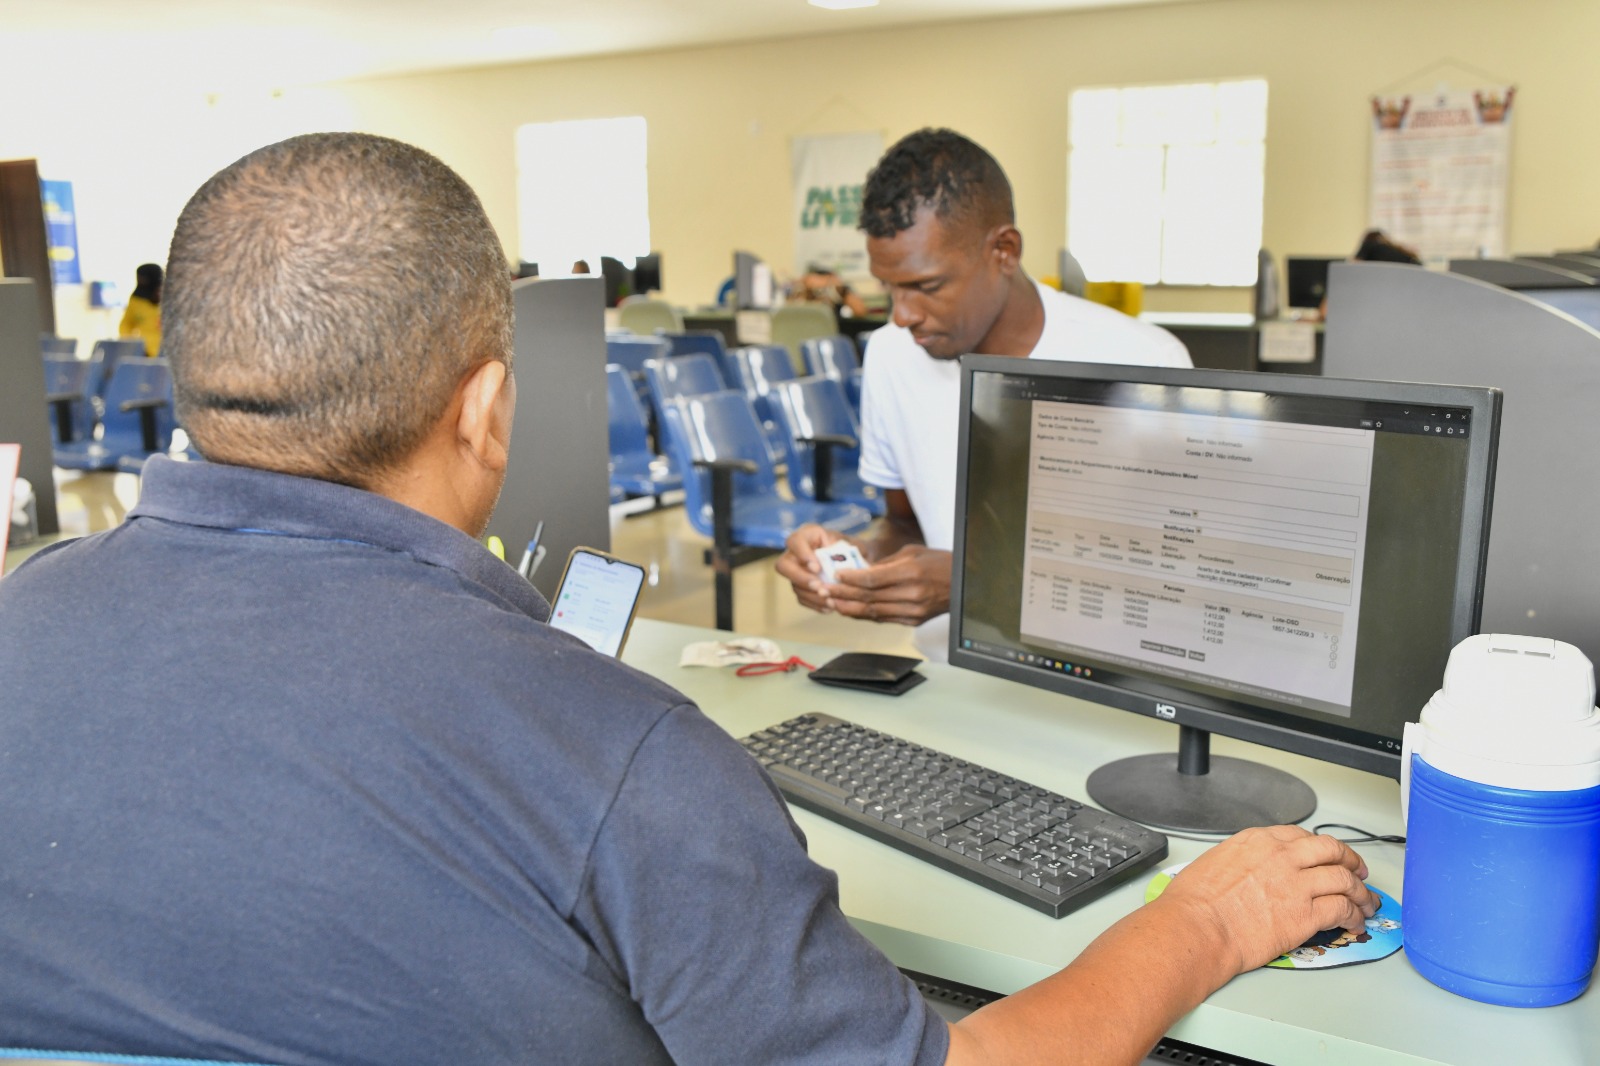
[1369,86,1514,263]
[791,131,882,280]
[41,180,81,286]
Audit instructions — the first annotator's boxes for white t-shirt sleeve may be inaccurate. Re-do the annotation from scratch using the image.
[856,330,905,492]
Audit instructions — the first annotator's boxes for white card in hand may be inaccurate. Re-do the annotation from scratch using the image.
[818,542,867,583]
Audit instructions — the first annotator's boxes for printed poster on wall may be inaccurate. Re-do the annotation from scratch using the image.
[1368,87,1514,264]
[791,131,882,281]
[41,180,81,286]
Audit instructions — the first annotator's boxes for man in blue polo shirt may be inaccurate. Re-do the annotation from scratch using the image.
[0,133,1375,1066]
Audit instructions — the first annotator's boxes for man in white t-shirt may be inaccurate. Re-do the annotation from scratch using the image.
[776,128,1190,657]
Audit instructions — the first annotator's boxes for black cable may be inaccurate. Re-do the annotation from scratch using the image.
[1313,821,1406,845]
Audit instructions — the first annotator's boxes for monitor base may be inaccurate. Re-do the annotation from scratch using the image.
[1087,753,1317,835]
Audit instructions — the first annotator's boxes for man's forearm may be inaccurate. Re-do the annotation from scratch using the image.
[944,895,1235,1066]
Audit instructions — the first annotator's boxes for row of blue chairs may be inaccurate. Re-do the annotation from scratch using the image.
[607,335,864,463]
[608,330,864,400]
[606,347,882,629]
[610,362,881,513]
[41,338,180,473]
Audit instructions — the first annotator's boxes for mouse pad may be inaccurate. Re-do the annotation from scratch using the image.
[1144,862,1403,970]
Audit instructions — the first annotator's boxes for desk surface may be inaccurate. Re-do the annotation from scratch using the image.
[622,618,1599,1066]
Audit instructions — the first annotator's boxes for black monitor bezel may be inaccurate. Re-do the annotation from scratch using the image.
[1284,255,1343,308]
[946,358,1501,781]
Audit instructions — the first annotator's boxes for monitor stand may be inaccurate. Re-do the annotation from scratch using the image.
[1086,724,1316,834]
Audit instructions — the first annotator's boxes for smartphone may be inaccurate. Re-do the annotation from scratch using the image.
[547,547,647,657]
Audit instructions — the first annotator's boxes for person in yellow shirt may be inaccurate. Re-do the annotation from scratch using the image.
[118,263,163,356]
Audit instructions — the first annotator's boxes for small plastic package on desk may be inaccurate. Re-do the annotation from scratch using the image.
[680,637,783,668]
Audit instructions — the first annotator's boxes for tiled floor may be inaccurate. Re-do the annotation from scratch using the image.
[45,471,921,659]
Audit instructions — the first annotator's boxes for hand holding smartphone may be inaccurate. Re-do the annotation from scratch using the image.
[547,547,647,657]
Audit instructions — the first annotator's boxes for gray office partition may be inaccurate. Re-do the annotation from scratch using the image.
[1325,261,1600,667]
[1449,258,1595,289]
[0,278,59,534]
[497,277,611,600]
[1520,254,1600,280]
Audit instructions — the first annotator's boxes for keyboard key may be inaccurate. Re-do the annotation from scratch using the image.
[984,855,1029,878]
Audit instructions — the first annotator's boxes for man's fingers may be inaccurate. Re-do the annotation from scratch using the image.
[1298,863,1372,908]
[1308,890,1376,936]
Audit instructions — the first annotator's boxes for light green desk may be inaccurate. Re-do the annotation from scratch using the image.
[622,618,1600,1066]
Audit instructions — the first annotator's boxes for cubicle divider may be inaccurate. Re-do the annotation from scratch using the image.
[1324,261,1600,668]
[0,278,60,534]
[1448,258,1597,290]
[500,277,611,600]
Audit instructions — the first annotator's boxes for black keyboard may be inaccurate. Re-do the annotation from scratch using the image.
[740,713,1169,918]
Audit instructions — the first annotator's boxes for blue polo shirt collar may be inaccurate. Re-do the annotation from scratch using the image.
[129,455,550,622]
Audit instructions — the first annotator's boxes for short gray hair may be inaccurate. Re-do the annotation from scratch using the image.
[165,132,513,488]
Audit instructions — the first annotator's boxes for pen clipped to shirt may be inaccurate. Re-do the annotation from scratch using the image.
[518,521,546,580]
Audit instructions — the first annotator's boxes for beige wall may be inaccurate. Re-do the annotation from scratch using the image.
[8,0,1599,336]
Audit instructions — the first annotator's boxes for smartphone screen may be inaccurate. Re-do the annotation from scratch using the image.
[547,547,647,657]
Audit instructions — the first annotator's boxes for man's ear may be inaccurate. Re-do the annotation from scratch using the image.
[456,359,513,472]
[990,223,1023,275]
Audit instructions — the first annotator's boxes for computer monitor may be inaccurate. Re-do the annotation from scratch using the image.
[948,359,1501,834]
[1285,256,1341,310]
[734,250,773,311]
[633,252,663,295]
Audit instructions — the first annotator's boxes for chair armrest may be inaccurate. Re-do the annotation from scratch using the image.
[692,456,759,475]
[119,397,168,452]
[794,432,857,450]
[794,434,856,501]
[45,389,86,403]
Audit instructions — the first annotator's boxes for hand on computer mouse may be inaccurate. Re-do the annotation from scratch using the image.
[1155,825,1377,976]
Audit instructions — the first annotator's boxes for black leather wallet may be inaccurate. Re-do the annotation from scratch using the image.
[808,652,927,696]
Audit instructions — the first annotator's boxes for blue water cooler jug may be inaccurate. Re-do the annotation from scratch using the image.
[1402,634,1600,1007]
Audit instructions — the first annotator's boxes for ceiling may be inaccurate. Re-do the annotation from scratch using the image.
[4,0,1183,94]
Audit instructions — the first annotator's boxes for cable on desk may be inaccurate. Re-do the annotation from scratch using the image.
[1156,823,1405,846]
[1312,822,1406,845]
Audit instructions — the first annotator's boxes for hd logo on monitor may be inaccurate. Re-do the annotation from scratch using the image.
[1155,703,1177,720]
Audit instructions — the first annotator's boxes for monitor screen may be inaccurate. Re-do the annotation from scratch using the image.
[949,359,1500,833]
[633,252,663,295]
[1285,256,1341,309]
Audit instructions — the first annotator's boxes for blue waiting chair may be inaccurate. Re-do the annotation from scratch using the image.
[768,376,883,516]
[606,364,682,505]
[663,330,737,387]
[77,338,149,435]
[799,334,861,381]
[605,334,669,428]
[39,335,77,358]
[41,355,94,444]
[729,344,798,463]
[54,358,176,472]
[605,334,670,377]
[658,390,872,630]
[641,353,726,433]
[846,367,864,415]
